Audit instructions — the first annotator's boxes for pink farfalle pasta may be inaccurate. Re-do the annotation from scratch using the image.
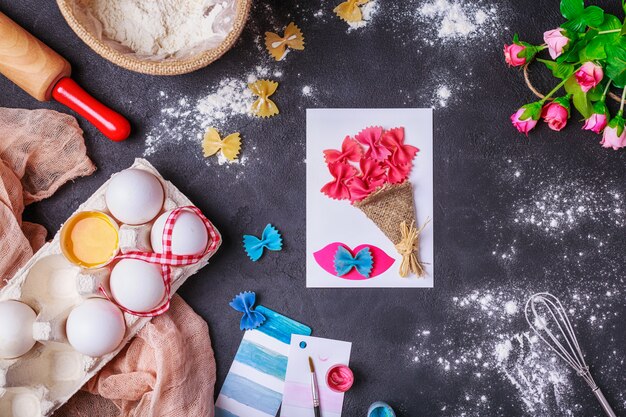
[321,162,357,200]
[382,127,419,166]
[384,160,412,184]
[355,126,391,161]
[323,136,362,164]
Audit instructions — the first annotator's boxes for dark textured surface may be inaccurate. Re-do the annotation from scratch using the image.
[1,1,625,416]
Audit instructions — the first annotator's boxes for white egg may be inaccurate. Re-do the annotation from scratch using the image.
[150,210,209,255]
[110,259,165,312]
[105,169,164,225]
[66,298,125,357]
[0,300,37,359]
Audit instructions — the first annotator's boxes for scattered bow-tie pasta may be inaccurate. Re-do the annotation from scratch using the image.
[249,79,280,118]
[228,291,266,330]
[334,0,371,23]
[242,223,283,261]
[202,127,242,161]
[265,22,305,61]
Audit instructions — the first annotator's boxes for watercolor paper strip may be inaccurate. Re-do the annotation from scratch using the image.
[215,306,311,417]
[280,335,352,417]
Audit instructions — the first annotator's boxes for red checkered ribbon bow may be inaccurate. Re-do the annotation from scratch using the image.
[100,206,221,317]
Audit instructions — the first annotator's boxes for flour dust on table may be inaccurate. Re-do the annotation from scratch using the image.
[407,285,625,417]
[415,0,501,44]
[144,67,273,162]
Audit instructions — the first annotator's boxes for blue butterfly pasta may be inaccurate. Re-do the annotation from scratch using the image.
[243,224,283,261]
[229,291,266,330]
[334,245,374,278]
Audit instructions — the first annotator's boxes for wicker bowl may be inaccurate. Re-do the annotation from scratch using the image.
[56,0,251,76]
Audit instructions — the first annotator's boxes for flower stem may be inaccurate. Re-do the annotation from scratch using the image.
[598,29,621,34]
[619,88,626,116]
[541,76,573,103]
[601,80,612,100]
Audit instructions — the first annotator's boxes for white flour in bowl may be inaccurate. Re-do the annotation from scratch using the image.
[85,0,237,57]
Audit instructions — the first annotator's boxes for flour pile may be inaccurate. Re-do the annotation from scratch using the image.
[417,0,499,43]
[86,0,236,57]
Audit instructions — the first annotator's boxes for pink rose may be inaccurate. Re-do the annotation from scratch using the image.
[541,102,569,131]
[511,108,538,135]
[543,28,569,59]
[504,44,526,67]
[575,62,603,93]
[601,122,626,150]
[582,113,608,134]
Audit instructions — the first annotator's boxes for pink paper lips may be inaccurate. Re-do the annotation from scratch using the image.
[313,243,395,280]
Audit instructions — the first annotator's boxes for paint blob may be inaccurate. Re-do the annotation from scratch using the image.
[326,364,354,393]
[368,402,396,417]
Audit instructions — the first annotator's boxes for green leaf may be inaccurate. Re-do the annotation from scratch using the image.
[561,6,604,32]
[557,38,585,63]
[565,77,593,118]
[579,37,607,61]
[562,16,588,32]
[600,14,622,31]
[587,84,605,101]
[537,59,575,79]
[560,0,584,19]
[606,39,626,88]
[582,6,604,28]
[621,19,626,36]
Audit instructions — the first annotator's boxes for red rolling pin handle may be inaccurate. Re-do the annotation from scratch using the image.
[52,78,131,142]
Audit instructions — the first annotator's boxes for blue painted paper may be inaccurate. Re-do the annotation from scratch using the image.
[215,305,311,417]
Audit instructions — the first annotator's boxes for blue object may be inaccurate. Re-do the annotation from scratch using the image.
[214,305,311,417]
[229,292,266,330]
[243,224,283,261]
[334,245,373,278]
[368,402,396,417]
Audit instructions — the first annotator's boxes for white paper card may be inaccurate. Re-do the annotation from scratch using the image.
[306,108,434,288]
[280,335,352,417]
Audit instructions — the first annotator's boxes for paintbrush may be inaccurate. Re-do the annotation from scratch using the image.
[308,356,321,417]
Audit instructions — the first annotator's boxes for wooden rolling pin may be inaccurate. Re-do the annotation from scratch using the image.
[0,11,130,142]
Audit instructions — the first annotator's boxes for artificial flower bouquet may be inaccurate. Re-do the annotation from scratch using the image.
[321,126,428,277]
[504,0,626,149]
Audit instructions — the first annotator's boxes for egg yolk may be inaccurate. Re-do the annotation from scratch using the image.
[62,212,118,268]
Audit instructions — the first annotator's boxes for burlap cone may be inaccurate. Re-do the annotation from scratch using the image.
[353,181,426,277]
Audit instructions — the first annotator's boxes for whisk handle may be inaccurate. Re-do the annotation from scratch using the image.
[593,388,617,417]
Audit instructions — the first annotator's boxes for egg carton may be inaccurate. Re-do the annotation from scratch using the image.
[0,158,221,416]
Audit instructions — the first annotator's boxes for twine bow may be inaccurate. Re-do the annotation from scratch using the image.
[394,219,430,278]
[100,206,221,317]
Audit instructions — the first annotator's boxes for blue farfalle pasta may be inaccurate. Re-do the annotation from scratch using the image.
[334,245,373,278]
[243,224,283,261]
[229,291,266,330]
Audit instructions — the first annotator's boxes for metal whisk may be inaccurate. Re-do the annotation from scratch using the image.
[525,293,617,417]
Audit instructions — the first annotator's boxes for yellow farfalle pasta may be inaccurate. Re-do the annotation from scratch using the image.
[202,128,241,161]
[249,80,279,118]
[334,0,370,23]
[265,22,305,61]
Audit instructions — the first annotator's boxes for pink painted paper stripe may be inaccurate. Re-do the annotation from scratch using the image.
[282,381,343,413]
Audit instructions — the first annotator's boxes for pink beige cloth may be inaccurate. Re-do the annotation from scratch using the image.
[0,107,216,417]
